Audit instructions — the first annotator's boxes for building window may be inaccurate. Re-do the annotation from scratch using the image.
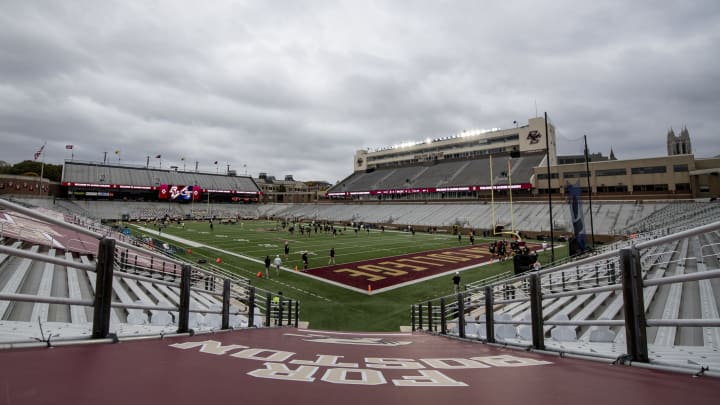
[597,185,628,193]
[563,171,588,178]
[632,184,669,192]
[673,164,689,172]
[596,168,627,176]
[631,166,667,174]
[675,183,691,192]
[537,173,559,180]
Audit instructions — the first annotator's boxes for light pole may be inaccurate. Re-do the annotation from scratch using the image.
[545,112,555,263]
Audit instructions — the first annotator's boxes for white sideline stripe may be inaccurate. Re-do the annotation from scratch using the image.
[135,223,538,296]
[133,225,333,301]
[134,226,203,247]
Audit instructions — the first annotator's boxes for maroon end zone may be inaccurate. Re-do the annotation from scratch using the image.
[304,243,541,293]
[1,328,717,405]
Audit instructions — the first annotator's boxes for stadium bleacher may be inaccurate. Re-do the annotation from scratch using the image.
[1,191,719,380]
[63,161,260,193]
[0,198,287,344]
[330,153,546,195]
[415,206,720,372]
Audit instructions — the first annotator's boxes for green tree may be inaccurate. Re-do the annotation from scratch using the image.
[9,161,63,182]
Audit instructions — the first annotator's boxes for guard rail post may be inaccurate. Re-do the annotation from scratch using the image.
[411,305,416,331]
[620,247,649,362]
[418,303,423,331]
[278,296,284,326]
[529,273,545,350]
[427,301,433,332]
[221,279,230,330]
[484,286,495,343]
[457,292,465,338]
[294,301,299,328]
[248,287,256,327]
[440,298,447,334]
[265,293,272,327]
[177,264,192,334]
[92,237,116,339]
[287,299,293,326]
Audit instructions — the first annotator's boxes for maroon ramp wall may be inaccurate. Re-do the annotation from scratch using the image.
[0,328,717,405]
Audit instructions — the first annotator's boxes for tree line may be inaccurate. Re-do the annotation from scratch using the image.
[0,160,63,182]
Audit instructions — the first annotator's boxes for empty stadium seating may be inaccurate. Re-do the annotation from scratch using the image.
[413,203,720,371]
[0,199,288,344]
[330,153,546,194]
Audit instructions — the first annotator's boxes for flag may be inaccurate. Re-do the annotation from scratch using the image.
[65,145,74,150]
[34,143,45,160]
[155,154,161,158]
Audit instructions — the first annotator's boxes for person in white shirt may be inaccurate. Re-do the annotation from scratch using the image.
[273,254,282,277]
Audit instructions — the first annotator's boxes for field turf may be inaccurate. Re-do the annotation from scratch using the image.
[129,219,560,331]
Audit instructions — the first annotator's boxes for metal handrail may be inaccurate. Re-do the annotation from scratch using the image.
[0,197,298,340]
[0,244,94,271]
[412,219,720,368]
[0,198,246,283]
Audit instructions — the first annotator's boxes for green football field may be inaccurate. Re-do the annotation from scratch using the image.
[129,219,559,331]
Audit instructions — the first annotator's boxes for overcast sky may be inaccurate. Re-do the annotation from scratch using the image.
[1,1,718,183]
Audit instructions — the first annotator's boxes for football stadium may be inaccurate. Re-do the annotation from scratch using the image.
[1,116,720,404]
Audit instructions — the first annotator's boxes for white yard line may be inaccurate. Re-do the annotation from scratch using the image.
[133,225,332,301]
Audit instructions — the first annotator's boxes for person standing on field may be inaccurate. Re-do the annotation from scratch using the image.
[264,255,271,279]
[302,251,309,271]
[273,254,282,277]
[329,247,336,265]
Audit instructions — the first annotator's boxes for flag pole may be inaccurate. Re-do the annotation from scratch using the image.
[490,155,496,235]
[39,142,46,197]
[508,157,514,233]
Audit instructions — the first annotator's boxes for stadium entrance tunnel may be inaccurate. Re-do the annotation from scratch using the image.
[1,328,718,405]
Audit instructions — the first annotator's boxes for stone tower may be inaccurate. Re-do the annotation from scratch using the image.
[667,127,692,156]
